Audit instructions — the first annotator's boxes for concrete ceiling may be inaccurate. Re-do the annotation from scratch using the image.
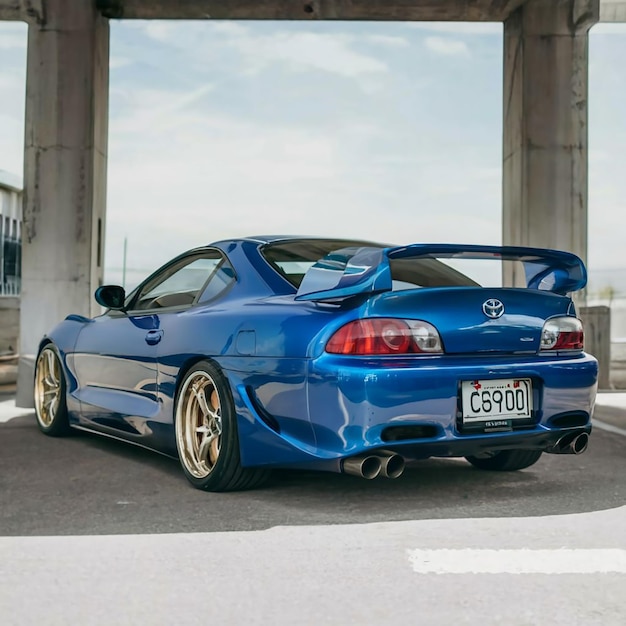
[601,0,626,21]
[1,1,624,24]
[94,0,625,22]
[95,0,529,22]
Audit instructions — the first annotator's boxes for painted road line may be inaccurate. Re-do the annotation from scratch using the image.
[594,419,626,437]
[407,548,626,574]
[0,399,33,424]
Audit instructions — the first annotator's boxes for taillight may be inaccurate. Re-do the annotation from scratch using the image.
[540,317,584,352]
[326,318,443,355]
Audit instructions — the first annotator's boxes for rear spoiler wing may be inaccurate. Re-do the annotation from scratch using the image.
[295,243,587,302]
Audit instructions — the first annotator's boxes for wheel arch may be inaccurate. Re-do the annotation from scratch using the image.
[171,354,271,491]
[35,339,69,384]
[37,336,53,354]
[172,356,234,408]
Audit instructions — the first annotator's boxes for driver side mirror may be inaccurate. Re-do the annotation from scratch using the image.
[95,285,126,311]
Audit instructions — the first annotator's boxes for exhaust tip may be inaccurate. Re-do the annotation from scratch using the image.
[546,431,590,455]
[379,452,405,479]
[571,432,589,455]
[342,455,382,480]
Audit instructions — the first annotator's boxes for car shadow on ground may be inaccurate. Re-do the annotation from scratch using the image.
[1,414,624,536]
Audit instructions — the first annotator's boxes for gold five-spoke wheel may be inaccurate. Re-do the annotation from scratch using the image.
[34,345,69,436]
[176,370,223,479]
[174,361,270,492]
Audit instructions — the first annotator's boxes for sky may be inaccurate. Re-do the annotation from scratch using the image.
[0,18,625,291]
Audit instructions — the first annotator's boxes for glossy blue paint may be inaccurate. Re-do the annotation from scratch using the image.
[40,236,598,473]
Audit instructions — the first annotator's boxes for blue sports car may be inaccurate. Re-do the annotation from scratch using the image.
[34,236,598,491]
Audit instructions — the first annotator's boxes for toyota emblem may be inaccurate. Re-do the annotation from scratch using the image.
[482,299,505,319]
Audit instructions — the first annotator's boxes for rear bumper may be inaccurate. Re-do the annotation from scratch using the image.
[367,425,592,461]
[308,352,597,449]
[233,352,598,469]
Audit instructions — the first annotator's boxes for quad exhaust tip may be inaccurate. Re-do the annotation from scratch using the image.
[342,451,405,480]
[377,450,405,479]
[546,431,589,455]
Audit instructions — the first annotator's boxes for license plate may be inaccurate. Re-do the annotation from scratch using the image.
[461,378,532,422]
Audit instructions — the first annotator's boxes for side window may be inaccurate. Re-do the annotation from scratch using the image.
[197,262,236,304]
[131,252,233,311]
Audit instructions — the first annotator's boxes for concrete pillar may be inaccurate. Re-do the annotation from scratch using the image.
[579,306,611,389]
[16,0,109,406]
[502,0,599,291]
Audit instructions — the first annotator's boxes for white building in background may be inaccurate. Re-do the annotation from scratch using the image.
[0,169,22,297]
[0,170,22,356]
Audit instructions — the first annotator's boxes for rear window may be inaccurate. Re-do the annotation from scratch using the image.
[262,239,378,287]
[261,239,479,289]
[389,257,479,289]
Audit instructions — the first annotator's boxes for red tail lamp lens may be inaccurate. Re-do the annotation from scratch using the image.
[326,318,443,355]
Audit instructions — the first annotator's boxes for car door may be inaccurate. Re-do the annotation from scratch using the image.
[72,310,162,432]
[72,250,230,439]
[151,252,237,423]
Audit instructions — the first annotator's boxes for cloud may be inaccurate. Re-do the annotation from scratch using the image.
[0,72,21,90]
[139,22,390,85]
[142,21,176,43]
[424,36,470,56]
[237,31,389,77]
[0,114,24,176]
[112,84,214,134]
[0,33,26,49]
[0,28,26,174]
[0,22,27,49]
[101,21,504,278]
[209,20,250,37]
[365,34,410,48]
[592,24,626,35]
[104,97,503,285]
[110,56,133,69]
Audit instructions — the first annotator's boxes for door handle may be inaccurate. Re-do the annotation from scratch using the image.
[145,329,164,345]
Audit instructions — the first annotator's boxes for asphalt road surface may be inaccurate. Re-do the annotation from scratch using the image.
[1,397,625,625]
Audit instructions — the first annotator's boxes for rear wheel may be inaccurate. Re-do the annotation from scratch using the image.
[465,449,542,471]
[34,344,70,437]
[174,361,270,492]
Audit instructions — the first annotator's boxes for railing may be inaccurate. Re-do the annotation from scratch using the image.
[0,276,20,297]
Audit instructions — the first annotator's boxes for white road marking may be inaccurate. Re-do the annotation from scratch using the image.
[1,509,626,625]
[0,399,33,424]
[593,419,626,437]
[407,548,626,574]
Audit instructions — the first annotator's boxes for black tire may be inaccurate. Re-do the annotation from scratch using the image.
[174,360,270,492]
[465,449,543,471]
[33,344,71,437]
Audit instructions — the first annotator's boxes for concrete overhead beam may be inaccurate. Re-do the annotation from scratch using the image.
[600,0,626,21]
[0,0,43,23]
[96,0,528,21]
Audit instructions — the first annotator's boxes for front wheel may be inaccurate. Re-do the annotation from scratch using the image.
[174,361,270,492]
[34,344,70,437]
[465,449,543,471]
